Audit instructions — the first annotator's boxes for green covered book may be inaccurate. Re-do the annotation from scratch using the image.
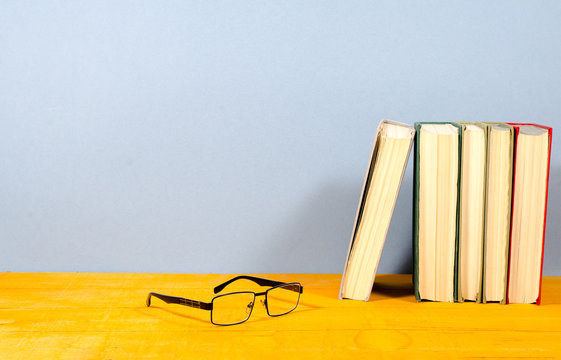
[413,122,462,302]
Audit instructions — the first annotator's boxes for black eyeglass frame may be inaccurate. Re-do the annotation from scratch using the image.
[146,275,303,326]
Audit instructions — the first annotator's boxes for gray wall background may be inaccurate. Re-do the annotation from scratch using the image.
[1,1,560,274]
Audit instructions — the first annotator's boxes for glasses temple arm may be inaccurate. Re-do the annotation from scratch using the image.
[213,276,301,294]
[146,292,212,310]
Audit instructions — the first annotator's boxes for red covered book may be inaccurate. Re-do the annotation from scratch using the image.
[506,123,552,305]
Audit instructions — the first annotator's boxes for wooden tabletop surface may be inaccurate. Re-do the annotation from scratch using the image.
[1,273,560,359]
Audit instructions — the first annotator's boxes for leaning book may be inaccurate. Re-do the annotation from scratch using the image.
[340,119,415,301]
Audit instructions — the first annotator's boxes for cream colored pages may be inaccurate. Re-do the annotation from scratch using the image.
[483,124,512,303]
[508,126,549,304]
[341,122,414,300]
[418,124,458,302]
[458,125,486,301]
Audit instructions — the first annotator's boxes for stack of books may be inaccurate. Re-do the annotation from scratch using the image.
[340,120,552,305]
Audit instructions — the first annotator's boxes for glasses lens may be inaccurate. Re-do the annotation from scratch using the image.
[211,292,255,325]
[266,283,301,316]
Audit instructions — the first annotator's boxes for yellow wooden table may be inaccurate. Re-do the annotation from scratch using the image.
[1,273,560,359]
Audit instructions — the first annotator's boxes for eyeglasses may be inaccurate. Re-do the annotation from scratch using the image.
[146,275,303,326]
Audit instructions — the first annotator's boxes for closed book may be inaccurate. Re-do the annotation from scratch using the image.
[482,123,514,304]
[456,122,487,303]
[506,123,552,305]
[413,122,461,302]
[340,120,415,301]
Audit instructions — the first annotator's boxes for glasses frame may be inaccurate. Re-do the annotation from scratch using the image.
[146,276,303,326]
[210,291,256,326]
[263,282,302,317]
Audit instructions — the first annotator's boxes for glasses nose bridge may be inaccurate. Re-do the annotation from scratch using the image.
[254,292,268,308]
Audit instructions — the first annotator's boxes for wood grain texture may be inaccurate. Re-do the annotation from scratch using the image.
[1,273,560,359]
